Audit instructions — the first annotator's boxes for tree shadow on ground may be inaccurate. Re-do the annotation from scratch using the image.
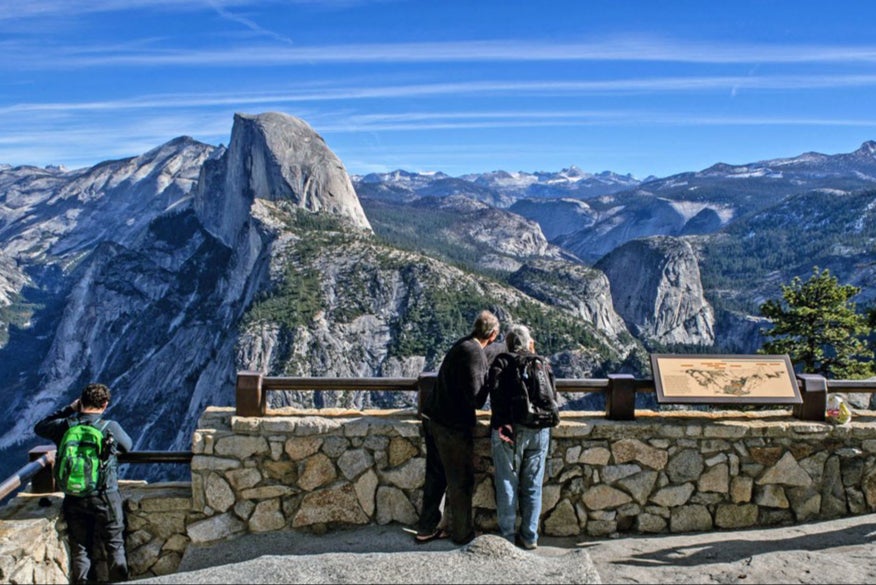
[580,522,876,568]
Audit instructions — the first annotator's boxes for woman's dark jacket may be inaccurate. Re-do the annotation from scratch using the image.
[477,349,555,430]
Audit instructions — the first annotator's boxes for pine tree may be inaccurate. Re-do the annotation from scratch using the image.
[759,267,873,378]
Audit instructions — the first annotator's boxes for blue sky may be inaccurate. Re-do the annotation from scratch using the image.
[3,0,876,179]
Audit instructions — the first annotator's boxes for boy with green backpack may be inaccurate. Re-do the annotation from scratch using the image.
[34,383,133,583]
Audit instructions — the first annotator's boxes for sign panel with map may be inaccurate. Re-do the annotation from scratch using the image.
[650,354,802,405]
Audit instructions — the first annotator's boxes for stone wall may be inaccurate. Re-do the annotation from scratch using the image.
[124,482,204,578]
[5,405,876,584]
[190,406,876,541]
[0,483,199,584]
[0,493,68,584]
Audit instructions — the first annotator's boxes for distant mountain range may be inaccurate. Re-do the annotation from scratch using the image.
[355,140,876,317]
[1,111,875,483]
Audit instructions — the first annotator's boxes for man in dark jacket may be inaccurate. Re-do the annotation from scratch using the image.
[35,383,133,584]
[416,310,499,545]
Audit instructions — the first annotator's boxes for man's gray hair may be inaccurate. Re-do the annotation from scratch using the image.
[472,310,500,340]
[505,324,532,353]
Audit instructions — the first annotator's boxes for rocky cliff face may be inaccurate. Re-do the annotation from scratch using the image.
[507,259,631,341]
[234,198,632,410]
[0,137,216,259]
[0,138,227,457]
[0,112,643,483]
[508,198,598,241]
[595,236,716,347]
[0,113,379,473]
[359,191,574,274]
[195,112,371,246]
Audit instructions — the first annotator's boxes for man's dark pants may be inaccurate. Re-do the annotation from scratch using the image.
[418,419,475,544]
[63,491,128,583]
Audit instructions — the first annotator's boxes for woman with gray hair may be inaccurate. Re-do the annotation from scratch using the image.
[477,323,557,550]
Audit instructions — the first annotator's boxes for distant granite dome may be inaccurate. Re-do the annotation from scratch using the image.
[195,112,371,245]
[595,236,715,346]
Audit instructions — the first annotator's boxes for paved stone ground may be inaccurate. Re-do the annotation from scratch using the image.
[134,514,876,584]
[137,531,598,584]
[575,513,876,584]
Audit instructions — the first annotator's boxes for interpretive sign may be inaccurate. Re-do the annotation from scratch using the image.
[651,354,802,405]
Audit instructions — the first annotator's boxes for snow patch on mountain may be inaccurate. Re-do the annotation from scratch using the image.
[727,168,783,179]
[852,171,876,181]
[665,200,734,224]
[770,153,829,166]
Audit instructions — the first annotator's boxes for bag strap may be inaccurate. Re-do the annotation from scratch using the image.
[513,353,544,372]
[65,415,109,434]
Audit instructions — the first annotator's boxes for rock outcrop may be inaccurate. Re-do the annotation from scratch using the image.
[507,259,630,341]
[595,236,715,346]
[194,112,371,246]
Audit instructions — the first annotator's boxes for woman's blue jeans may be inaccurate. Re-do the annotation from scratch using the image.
[491,425,550,545]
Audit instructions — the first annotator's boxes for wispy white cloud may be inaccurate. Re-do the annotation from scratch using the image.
[0,0,390,25]
[4,106,873,173]
[315,113,876,134]
[4,73,876,118]
[4,104,875,152]
[0,0,263,21]
[6,37,876,70]
[205,0,297,46]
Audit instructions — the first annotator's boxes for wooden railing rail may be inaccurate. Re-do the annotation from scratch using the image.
[0,448,55,502]
[236,370,876,423]
[118,451,195,464]
[235,371,641,419]
[821,379,876,392]
[4,447,195,497]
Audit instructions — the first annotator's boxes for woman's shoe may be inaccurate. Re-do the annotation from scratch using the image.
[515,535,537,550]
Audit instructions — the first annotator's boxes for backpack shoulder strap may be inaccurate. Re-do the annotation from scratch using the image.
[65,416,109,434]
[515,353,541,369]
[508,352,529,364]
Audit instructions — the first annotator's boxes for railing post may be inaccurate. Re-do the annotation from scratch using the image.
[416,373,436,419]
[793,373,827,421]
[28,445,56,494]
[236,371,265,417]
[606,373,636,420]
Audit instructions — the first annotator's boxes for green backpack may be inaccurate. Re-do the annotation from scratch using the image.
[55,418,111,496]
